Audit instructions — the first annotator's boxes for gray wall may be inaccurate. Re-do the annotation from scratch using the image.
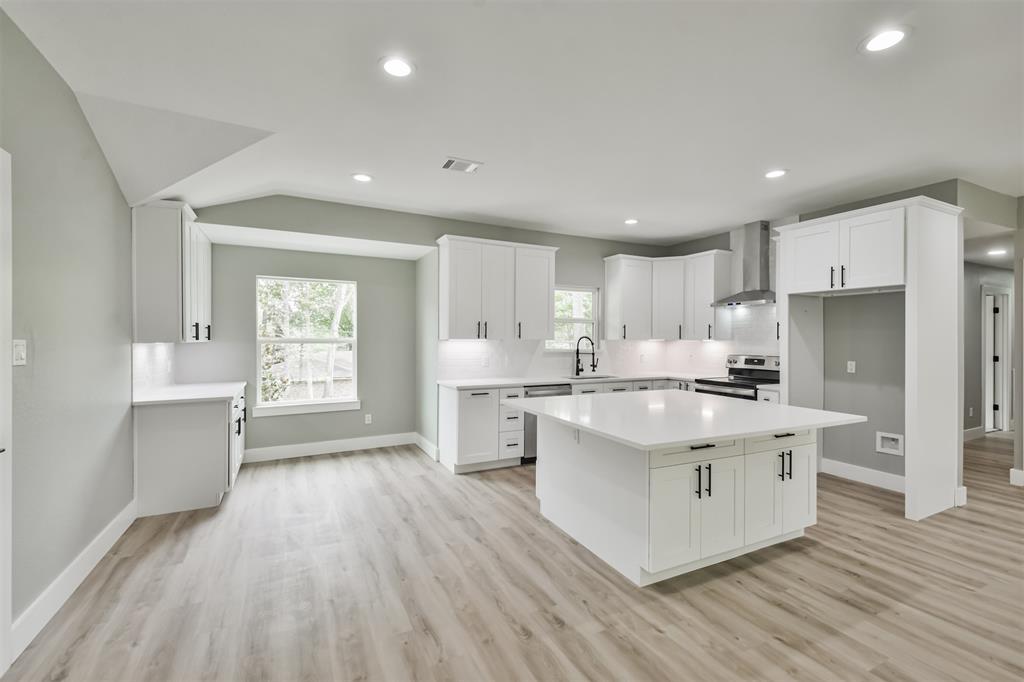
[415,251,439,445]
[823,293,906,476]
[175,245,416,449]
[666,232,730,256]
[962,263,1014,430]
[195,195,667,291]
[1015,201,1023,472]
[1,12,133,615]
[799,180,959,221]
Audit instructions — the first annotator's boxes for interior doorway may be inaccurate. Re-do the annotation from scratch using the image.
[0,147,12,671]
[982,286,1013,435]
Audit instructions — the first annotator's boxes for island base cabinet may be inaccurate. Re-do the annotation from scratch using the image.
[649,455,745,572]
[744,444,817,544]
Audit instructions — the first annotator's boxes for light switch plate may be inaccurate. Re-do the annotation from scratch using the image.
[846,360,856,374]
[12,339,26,366]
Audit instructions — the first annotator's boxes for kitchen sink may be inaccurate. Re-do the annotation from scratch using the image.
[566,374,617,380]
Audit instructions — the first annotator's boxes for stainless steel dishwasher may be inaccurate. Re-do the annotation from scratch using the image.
[523,383,572,463]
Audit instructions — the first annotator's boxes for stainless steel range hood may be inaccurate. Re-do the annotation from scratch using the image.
[712,221,775,307]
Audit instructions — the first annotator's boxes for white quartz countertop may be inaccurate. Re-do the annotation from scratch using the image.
[437,372,705,390]
[133,381,246,406]
[502,390,865,450]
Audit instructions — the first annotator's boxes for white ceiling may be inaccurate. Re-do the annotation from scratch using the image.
[4,1,1021,245]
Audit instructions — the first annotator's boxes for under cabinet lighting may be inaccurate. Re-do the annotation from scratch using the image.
[988,249,1007,256]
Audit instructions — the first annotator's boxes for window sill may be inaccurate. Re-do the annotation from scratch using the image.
[252,399,361,418]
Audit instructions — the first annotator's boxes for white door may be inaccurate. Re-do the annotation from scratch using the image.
[480,244,514,340]
[652,259,686,340]
[649,464,701,571]
[514,247,554,340]
[782,444,817,532]
[744,450,784,544]
[457,390,499,463]
[784,222,839,294]
[839,208,905,290]
[0,149,12,661]
[448,240,483,339]
[698,455,745,558]
[684,254,715,340]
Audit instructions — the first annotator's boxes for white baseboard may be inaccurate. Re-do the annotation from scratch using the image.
[414,434,438,461]
[820,458,905,493]
[955,485,967,506]
[963,426,985,442]
[10,498,136,662]
[244,432,417,463]
[1011,468,1024,487]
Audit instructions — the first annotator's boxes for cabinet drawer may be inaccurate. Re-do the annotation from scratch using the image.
[758,391,780,404]
[499,431,524,459]
[499,386,525,400]
[605,382,632,393]
[650,439,742,468]
[632,381,654,391]
[572,383,603,395]
[653,380,671,390]
[744,429,815,454]
[499,405,524,432]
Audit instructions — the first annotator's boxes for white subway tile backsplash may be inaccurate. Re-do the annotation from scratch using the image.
[132,342,175,389]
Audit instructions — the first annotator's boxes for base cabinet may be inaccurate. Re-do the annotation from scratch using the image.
[744,443,816,544]
[439,386,525,471]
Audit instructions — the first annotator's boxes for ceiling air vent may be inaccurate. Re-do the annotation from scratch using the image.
[441,157,483,173]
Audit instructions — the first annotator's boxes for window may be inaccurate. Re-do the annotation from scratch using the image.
[255,277,358,416]
[546,287,599,351]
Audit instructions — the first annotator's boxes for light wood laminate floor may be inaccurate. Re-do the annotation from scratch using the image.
[5,438,1023,681]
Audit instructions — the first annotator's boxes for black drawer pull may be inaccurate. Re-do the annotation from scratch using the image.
[778,452,785,480]
[506,442,519,447]
[506,415,519,420]
[470,392,490,397]
[787,450,793,479]
[689,443,716,450]
[773,432,796,439]
[705,463,712,496]
[695,465,702,499]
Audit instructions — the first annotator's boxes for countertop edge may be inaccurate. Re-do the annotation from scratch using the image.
[132,381,247,407]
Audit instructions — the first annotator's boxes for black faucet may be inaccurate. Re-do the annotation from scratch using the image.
[575,336,598,377]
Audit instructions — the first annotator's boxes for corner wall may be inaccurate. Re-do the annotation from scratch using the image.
[0,12,133,616]
[415,251,439,449]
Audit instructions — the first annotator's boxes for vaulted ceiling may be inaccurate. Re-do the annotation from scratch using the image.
[3,1,1021,244]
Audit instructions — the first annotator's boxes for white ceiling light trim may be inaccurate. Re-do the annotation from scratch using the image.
[764,169,787,179]
[864,28,906,52]
[381,57,413,77]
[624,218,638,225]
[352,173,373,183]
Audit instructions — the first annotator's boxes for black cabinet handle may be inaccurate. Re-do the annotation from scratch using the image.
[695,465,702,499]
[622,324,626,339]
[518,322,522,339]
[484,321,488,338]
[235,417,242,436]
[773,432,796,439]
[506,415,519,420]
[830,266,835,288]
[707,324,712,339]
[242,408,246,423]
[476,321,481,339]
[776,322,780,340]
[841,265,846,288]
[192,322,199,340]
[470,392,490,397]
[778,452,785,480]
[787,450,793,479]
[506,442,519,448]
[678,324,682,340]
[690,443,716,450]
[705,463,712,496]
[205,324,211,340]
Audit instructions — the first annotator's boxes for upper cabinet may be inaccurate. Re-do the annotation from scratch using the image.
[437,235,557,340]
[604,256,652,340]
[682,251,732,341]
[133,201,212,343]
[652,258,686,340]
[782,207,905,294]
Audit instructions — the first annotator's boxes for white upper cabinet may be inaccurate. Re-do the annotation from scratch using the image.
[652,258,686,340]
[839,208,905,290]
[781,207,905,294]
[604,255,653,340]
[133,201,212,343]
[438,235,557,340]
[683,251,732,341]
[514,247,555,340]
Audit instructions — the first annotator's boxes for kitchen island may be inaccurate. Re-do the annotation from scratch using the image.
[502,390,865,586]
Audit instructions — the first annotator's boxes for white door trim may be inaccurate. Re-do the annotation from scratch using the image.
[0,148,13,673]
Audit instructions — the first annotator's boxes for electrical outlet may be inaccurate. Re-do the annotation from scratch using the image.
[12,340,26,366]
[482,356,490,368]
[364,414,372,425]
[969,406,974,417]
[846,360,856,374]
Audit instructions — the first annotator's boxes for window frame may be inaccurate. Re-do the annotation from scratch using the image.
[253,275,360,418]
[545,285,601,352]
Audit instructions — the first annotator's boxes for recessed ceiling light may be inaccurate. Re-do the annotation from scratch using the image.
[352,173,373,183]
[382,57,413,77]
[765,169,787,179]
[864,29,905,52]
[624,218,639,225]
[988,249,1007,256]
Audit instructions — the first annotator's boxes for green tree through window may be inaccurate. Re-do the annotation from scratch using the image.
[546,287,598,350]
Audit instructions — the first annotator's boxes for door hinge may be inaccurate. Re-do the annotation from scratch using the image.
[994,355,1000,362]
[994,404,1000,411]
[994,306,1000,313]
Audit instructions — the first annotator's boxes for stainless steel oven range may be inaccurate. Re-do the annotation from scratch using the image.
[694,354,780,401]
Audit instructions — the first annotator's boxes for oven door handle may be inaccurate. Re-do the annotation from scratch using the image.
[694,385,758,399]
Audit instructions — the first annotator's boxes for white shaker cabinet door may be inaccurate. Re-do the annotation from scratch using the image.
[652,258,686,341]
[514,247,555,340]
[784,222,839,294]
[480,244,515,340]
[457,389,499,464]
[744,449,785,544]
[838,208,905,290]
[649,463,701,572]
[443,239,483,339]
[782,444,817,532]
[698,455,745,558]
